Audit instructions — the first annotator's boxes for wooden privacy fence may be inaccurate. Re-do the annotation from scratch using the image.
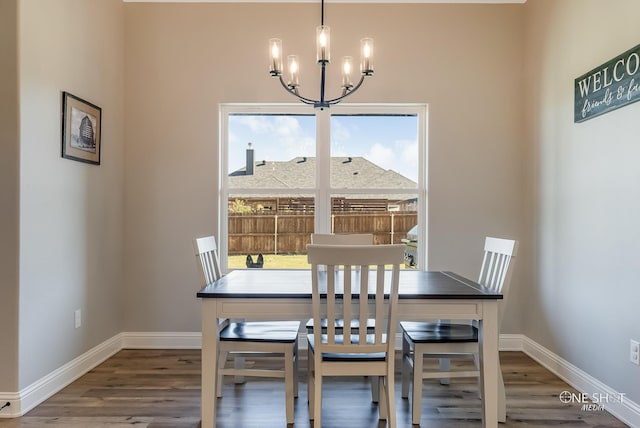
[228,211,417,255]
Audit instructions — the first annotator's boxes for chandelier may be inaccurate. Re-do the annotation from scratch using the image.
[268,0,374,110]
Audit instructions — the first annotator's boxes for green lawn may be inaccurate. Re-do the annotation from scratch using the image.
[228,254,310,269]
[228,254,413,270]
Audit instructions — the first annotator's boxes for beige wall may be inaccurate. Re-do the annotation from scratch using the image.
[123,3,528,332]
[0,0,20,394]
[524,0,640,405]
[18,0,125,388]
[7,0,639,417]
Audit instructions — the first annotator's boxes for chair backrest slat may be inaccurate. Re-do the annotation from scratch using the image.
[308,244,404,355]
[358,266,369,345]
[194,236,222,286]
[311,233,375,343]
[326,264,336,343]
[477,236,518,324]
[343,265,353,343]
[374,267,386,343]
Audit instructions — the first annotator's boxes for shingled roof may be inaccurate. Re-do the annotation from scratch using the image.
[229,156,416,201]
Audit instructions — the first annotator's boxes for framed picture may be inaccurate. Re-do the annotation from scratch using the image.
[61,91,102,165]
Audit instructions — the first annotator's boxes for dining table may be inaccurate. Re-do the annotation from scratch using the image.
[197,268,504,427]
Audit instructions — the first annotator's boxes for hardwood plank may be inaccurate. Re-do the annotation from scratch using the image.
[0,350,628,427]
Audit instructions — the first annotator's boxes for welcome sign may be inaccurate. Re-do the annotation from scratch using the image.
[574,42,640,122]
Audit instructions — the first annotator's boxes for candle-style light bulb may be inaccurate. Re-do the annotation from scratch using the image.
[342,56,353,88]
[269,38,283,74]
[316,26,330,63]
[360,37,373,74]
[287,55,299,87]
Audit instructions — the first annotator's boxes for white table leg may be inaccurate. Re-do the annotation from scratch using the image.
[201,299,219,428]
[479,301,499,427]
[498,365,506,422]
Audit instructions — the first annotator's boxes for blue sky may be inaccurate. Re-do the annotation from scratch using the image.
[228,114,419,182]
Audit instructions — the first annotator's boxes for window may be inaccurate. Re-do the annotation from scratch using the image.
[219,104,427,271]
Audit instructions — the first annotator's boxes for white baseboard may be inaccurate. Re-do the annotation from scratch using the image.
[519,334,640,428]
[0,333,122,418]
[0,392,20,418]
[498,333,524,351]
[2,331,638,427]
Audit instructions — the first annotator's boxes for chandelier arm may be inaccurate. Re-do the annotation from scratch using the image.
[324,74,367,105]
[277,75,316,105]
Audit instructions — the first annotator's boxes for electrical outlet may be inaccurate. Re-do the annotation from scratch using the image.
[74,309,81,329]
[630,340,639,365]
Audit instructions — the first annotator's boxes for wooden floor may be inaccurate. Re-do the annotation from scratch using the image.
[0,349,628,428]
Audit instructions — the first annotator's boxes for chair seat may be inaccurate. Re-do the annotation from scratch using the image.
[220,321,301,343]
[195,235,300,425]
[400,237,517,426]
[400,322,478,343]
[305,318,376,333]
[307,334,387,361]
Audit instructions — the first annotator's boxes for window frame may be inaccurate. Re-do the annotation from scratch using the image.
[219,103,428,271]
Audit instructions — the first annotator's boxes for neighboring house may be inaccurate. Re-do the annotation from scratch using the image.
[229,152,417,212]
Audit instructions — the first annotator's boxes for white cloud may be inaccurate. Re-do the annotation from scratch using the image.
[366,143,396,171]
[396,139,418,181]
[364,140,418,182]
[271,116,314,159]
[232,115,274,134]
[230,115,315,167]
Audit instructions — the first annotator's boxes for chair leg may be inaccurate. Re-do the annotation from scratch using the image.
[313,369,322,427]
[439,357,451,385]
[378,377,388,420]
[284,348,295,424]
[461,350,504,421]
[234,356,246,384]
[498,366,506,423]
[217,350,228,398]
[307,350,314,420]
[474,352,482,399]
[293,341,299,398]
[412,346,424,425]
[385,371,397,428]
[370,376,380,403]
[401,333,411,398]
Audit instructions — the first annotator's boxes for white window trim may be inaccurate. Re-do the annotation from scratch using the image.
[218,103,429,271]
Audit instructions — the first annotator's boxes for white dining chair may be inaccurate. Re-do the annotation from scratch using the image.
[306,233,376,335]
[308,233,380,402]
[194,236,300,424]
[400,236,518,425]
[307,243,404,428]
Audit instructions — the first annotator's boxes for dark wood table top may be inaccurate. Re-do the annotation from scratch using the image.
[197,269,502,300]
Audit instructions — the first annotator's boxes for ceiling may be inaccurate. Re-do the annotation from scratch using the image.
[123,0,526,3]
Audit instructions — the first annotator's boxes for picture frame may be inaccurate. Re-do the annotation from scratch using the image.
[61,91,102,165]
